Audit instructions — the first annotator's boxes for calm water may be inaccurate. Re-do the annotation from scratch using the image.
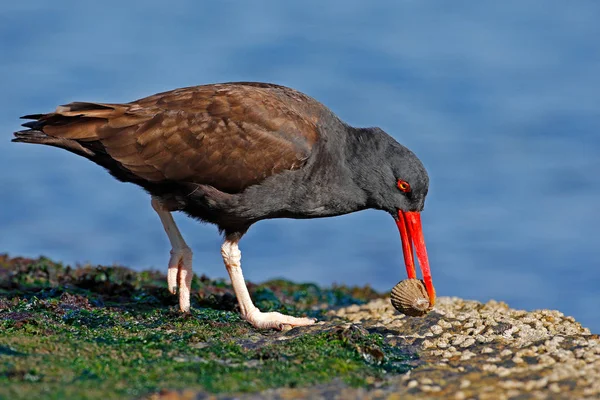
[1,1,598,331]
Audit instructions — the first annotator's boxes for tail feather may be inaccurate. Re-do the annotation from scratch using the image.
[55,102,117,114]
[12,129,48,143]
[13,103,149,184]
[21,113,45,120]
[12,103,125,156]
[12,129,95,157]
[14,102,134,142]
[20,120,45,130]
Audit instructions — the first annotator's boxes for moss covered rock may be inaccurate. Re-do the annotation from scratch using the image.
[0,255,415,399]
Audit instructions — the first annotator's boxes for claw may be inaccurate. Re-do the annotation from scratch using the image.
[151,197,194,312]
[244,309,316,330]
[167,246,193,312]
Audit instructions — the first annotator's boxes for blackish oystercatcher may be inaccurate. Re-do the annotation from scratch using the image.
[13,82,434,330]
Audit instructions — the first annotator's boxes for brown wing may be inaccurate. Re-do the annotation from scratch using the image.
[22,83,323,192]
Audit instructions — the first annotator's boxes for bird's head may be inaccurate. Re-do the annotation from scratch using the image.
[354,128,435,307]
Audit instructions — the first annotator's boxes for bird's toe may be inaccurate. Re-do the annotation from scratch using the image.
[245,310,317,330]
[166,246,194,311]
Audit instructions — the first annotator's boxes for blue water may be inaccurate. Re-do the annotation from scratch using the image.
[1,1,599,332]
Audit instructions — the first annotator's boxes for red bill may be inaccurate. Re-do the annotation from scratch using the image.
[396,210,435,306]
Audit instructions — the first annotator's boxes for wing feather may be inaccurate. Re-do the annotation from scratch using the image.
[21,83,323,192]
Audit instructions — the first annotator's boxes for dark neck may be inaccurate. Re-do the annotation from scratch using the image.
[279,124,391,216]
[343,126,393,205]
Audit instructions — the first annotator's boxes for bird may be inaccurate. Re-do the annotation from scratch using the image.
[12,82,435,330]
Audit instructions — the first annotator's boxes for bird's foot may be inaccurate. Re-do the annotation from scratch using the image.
[244,308,316,330]
[167,246,193,312]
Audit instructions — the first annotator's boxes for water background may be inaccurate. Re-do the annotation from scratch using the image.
[1,1,598,331]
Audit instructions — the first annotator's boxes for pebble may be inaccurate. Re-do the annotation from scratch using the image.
[326,296,598,399]
[430,325,443,335]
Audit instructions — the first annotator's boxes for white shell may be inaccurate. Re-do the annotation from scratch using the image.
[390,279,432,317]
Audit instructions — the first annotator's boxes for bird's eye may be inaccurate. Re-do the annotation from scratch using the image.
[397,179,411,193]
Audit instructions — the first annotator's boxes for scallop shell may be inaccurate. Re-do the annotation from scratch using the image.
[390,279,432,317]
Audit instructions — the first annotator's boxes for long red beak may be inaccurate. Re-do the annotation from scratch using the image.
[396,210,436,306]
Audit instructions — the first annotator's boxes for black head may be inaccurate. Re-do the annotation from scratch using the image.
[352,127,429,216]
[382,139,429,214]
[348,126,435,307]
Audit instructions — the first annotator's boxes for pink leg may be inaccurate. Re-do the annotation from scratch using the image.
[221,239,316,330]
[151,197,193,312]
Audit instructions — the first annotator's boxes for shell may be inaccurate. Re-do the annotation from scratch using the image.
[390,279,432,317]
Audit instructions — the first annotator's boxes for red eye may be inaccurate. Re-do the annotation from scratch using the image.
[397,179,411,192]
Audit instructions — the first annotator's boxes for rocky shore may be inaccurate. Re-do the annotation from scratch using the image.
[1,255,597,399]
[155,297,598,400]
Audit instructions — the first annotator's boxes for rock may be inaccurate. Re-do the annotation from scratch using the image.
[2,255,597,399]
[149,296,598,399]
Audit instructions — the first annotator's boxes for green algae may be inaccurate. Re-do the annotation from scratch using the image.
[0,254,415,399]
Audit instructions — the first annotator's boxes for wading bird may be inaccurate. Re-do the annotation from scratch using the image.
[13,82,434,330]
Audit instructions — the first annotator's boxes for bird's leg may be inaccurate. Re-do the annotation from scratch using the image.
[151,197,193,312]
[221,239,316,330]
